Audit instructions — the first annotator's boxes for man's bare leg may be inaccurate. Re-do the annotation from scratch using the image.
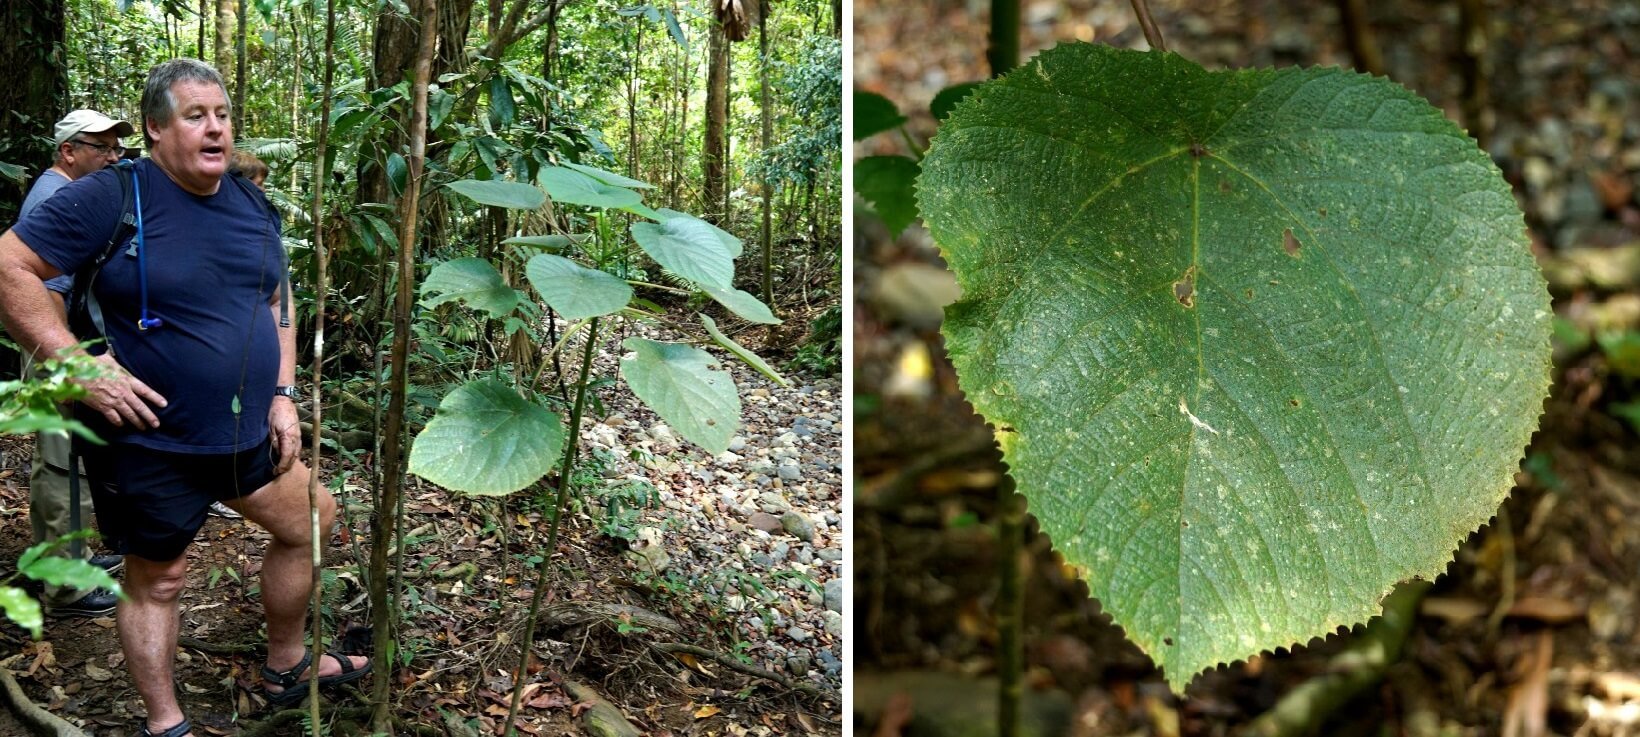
[224,461,367,692]
[120,553,192,736]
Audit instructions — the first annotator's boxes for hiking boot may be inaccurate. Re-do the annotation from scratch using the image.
[49,588,118,618]
[208,501,243,519]
[90,554,124,575]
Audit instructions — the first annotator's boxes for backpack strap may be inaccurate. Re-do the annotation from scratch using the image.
[226,172,291,328]
[66,160,139,354]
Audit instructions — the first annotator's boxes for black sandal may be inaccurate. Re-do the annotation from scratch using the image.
[138,718,191,737]
[261,650,372,707]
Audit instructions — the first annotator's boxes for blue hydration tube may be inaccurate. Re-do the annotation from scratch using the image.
[133,167,161,331]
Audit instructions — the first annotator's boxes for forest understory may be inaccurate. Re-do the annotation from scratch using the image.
[0,318,842,737]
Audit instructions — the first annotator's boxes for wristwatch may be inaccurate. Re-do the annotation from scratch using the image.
[274,385,299,400]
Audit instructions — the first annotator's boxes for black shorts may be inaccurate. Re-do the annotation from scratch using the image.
[77,438,276,561]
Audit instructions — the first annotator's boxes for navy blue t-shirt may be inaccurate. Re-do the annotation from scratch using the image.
[12,159,285,454]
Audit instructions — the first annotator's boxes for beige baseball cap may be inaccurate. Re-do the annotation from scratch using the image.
[53,110,136,146]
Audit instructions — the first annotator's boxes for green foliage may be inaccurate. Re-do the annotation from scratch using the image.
[786,304,841,376]
[444,179,547,210]
[525,254,634,320]
[0,343,104,441]
[407,379,567,496]
[919,44,1551,690]
[854,155,920,236]
[631,216,737,289]
[759,37,843,189]
[853,90,906,141]
[420,258,523,319]
[620,338,741,455]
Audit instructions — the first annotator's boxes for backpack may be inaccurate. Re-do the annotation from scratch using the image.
[65,160,289,356]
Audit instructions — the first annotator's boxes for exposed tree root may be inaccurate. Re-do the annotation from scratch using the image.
[650,642,831,698]
[1238,581,1431,737]
[178,636,262,656]
[0,668,88,737]
[542,601,683,637]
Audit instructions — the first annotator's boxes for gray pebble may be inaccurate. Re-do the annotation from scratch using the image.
[824,579,842,613]
[786,626,811,643]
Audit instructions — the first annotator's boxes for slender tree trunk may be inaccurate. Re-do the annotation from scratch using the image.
[1457,0,1492,150]
[628,18,642,182]
[723,45,733,224]
[198,0,206,59]
[369,0,436,730]
[216,0,233,76]
[1338,0,1385,77]
[758,0,773,312]
[703,21,727,224]
[289,12,302,192]
[235,0,247,131]
[303,0,338,730]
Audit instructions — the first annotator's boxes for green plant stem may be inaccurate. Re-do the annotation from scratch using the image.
[625,279,692,296]
[530,318,587,395]
[988,0,1019,75]
[898,128,925,161]
[504,316,603,735]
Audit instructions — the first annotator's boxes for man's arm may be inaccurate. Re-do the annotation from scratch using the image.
[268,290,300,474]
[0,228,166,428]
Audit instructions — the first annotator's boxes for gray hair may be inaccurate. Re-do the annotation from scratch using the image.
[139,59,232,146]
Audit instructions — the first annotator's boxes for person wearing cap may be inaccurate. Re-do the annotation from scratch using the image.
[16,108,135,618]
[0,60,368,737]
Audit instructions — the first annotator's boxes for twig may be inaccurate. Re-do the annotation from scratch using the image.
[0,668,88,737]
[1238,581,1430,737]
[996,475,1025,737]
[1127,0,1167,52]
[179,636,262,655]
[649,642,833,698]
[1486,505,1516,638]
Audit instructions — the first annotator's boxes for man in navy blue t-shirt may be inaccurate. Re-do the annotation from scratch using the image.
[0,60,368,737]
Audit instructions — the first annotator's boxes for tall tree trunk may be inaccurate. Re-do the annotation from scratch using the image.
[0,0,67,220]
[198,0,207,59]
[627,18,642,182]
[723,42,732,225]
[703,21,727,224]
[216,0,233,76]
[758,0,773,311]
[289,12,302,192]
[370,0,436,731]
[235,0,247,131]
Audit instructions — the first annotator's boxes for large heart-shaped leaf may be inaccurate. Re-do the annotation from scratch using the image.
[630,215,735,289]
[420,258,520,318]
[538,166,644,210]
[701,284,779,324]
[621,339,740,454]
[563,161,656,189]
[408,379,566,496]
[526,254,633,320]
[656,208,742,257]
[919,44,1551,691]
[444,178,546,210]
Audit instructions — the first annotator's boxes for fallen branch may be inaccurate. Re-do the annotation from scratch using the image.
[649,642,831,698]
[1238,581,1431,737]
[178,636,262,655]
[541,601,683,638]
[0,668,89,737]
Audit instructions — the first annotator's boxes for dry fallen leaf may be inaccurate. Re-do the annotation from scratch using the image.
[84,663,114,682]
[694,704,721,719]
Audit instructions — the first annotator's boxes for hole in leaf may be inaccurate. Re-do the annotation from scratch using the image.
[1173,268,1196,308]
[1317,206,1328,217]
[1189,142,1207,158]
[705,419,717,426]
[1283,228,1302,258]
[1244,288,1254,300]
[1164,637,1174,646]
[1218,179,1232,194]
[1181,520,1190,528]
[1289,397,1302,408]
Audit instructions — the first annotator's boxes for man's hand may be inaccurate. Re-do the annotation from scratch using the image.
[81,353,167,429]
[269,396,300,474]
